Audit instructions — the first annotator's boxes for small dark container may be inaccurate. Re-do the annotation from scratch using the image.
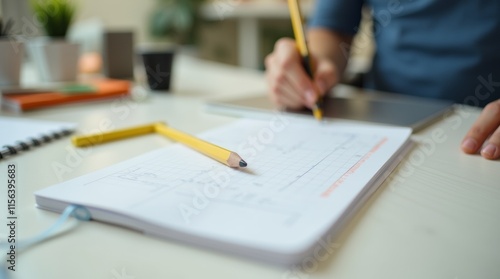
[141,51,175,91]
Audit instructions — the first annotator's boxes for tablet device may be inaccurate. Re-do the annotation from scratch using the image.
[206,85,454,131]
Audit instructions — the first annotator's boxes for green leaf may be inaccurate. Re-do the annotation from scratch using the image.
[31,0,76,38]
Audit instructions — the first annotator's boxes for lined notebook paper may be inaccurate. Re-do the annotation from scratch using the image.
[0,117,75,159]
[35,117,412,264]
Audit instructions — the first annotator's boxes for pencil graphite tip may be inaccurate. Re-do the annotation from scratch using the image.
[239,159,248,168]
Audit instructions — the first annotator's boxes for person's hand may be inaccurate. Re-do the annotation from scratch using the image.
[461,99,500,160]
[265,38,338,110]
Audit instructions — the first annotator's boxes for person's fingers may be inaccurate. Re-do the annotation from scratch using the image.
[481,125,500,160]
[266,38,313,109]
[266,55,305,109]
[282,63,317,108]
[266,38,339,109]
[271,76,305,109]
[274,39,317,108]
[265,54,282,106]
[462,100,500,156]
[279,81,305,108]
[314,60,339,96]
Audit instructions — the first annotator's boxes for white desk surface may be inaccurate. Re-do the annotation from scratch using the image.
[1,55,499,279]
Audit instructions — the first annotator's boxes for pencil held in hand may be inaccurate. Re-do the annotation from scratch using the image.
[287,0,323,121]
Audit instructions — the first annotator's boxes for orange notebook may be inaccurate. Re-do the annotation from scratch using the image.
[2,79,131,112]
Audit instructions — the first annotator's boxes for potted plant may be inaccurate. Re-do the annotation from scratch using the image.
[138,0,203,91]
[29,0,79,82]
[0,18,24,86]
[149,0,204,45]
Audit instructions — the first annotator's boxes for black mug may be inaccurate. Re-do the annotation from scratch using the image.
[141,51,175,91]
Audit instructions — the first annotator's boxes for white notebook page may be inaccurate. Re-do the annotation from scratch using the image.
[0,117,75,147]
[35,117,411,261]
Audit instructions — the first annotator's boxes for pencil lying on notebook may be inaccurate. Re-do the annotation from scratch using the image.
[287,0,323,121]
[71,122,247,168]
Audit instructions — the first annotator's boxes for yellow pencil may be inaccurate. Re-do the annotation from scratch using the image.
[71,124,157,147]
[71,122,247,168]
[287,0,323,121]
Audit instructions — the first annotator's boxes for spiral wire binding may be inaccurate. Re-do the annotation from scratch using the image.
[0,129,74,160]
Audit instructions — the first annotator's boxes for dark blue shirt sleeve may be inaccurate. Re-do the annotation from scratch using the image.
[309,0,364,36]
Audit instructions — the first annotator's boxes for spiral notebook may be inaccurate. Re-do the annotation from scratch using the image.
[0,117,76,159]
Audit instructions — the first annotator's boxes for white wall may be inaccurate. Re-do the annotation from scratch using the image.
[73,0,156,44]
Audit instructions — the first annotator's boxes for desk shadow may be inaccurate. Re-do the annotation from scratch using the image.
[238,167,257,176]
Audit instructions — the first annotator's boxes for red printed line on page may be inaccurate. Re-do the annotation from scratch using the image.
[321,137,388,198]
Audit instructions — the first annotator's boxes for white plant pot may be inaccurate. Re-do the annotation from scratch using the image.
[29,38,80,82]
[0,39,24,86]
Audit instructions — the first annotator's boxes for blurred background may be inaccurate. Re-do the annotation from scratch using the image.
[0,0,374,81]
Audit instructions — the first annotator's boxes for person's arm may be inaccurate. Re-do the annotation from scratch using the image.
[308,28,353,82]
[462,99,500,160]
[265,28,353,109]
